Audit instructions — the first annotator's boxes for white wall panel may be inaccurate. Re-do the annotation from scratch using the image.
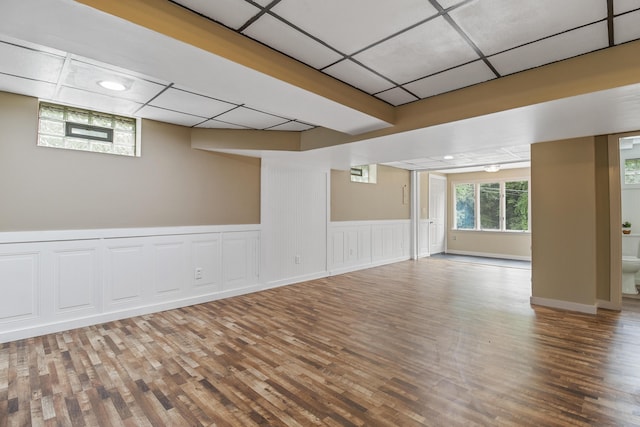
[0,252,39,323]
[329,220,410,274]
[192,235,222,292]
[53,247,99,314]
[0,225,261,343]
[104,242,146,307]
[153,240,187,297]
[262,160,328,287]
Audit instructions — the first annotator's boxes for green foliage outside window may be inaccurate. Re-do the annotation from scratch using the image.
[455,183,475,229]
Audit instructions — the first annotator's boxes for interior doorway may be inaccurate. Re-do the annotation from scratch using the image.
[429,174,447,255]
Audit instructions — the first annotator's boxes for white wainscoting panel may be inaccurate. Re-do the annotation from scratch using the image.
[0,250,39,324]
[191,234,222,293]
[329,220,410,275]
[418,219,430,257]
[104,240,147,309]
[52,244,100,318]
[0,225,261,343]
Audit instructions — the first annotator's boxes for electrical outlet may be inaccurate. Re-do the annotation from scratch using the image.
[295,255,301,264]
[194,267,203,280]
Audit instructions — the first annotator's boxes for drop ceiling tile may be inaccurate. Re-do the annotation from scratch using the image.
[195,119,250,129]
[354,16,480,84]
[268,121,315,131]
[62,60,166,104]
[215,107,289,129]
[252,0,273,6]
[323,60,394,94]
[271,0,438,55]
[375,87,418,106]
[171,0,260,30]
[0,41,64,83]
[404,60,496,98]
[57,87,143,116]
[450,0,607,55]
[150,88,235,119]
[490,22,608,76]
[437,0,470,9]
[137,105,205,127]
[0,74,57,99]
[615,10,640,44]
[243,14,342,69]
[614,0,640,14]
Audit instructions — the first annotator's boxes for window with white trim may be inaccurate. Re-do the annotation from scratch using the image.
[350,164,377,183]
[37,102,139,157]
[454,179,529,231]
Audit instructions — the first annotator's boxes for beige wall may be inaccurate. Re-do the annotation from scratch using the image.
[0,92,260,231]
[447,167,531,258]
[531,137,597,305]
[331,165,410,221]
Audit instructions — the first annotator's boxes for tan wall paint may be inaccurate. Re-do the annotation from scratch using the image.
[331,165,410,221]
[594,135,611,301]
[0,92,260,231]
[447,168,531,258]
[531,137,597,305]
[419,172,430,220]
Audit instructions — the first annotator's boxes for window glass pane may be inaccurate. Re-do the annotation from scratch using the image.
[480,183,500,230]
[624,158,640,184]
[505,181,529,230]
[455,183,475,229]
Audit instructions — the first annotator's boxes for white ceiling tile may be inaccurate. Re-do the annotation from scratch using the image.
[171,0,260,30]
[195,119,251,129]
[150,88,235,118]
[404,60,496,98]
[354,16,480,84]
[323,60,394,94]
[615,10,640,44]
[268,121,315,131]
[0,41,64,83]
[375,87,418,106]
[271,0,438,55]
[215,107,289,129]
[252,0,273,6]
[63,60,166,104]
[614,0,640,14]
[437,0,469,9]
[0,74,57,99]
[57,87,142,116]
[137,105,204,127]
[490,22,608,76]
[450,0,607,55]
[243,14,342,69]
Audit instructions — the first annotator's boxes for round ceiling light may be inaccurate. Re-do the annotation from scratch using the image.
[98,80,127,91]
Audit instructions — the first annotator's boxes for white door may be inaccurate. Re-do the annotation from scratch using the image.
[429,175,446,254]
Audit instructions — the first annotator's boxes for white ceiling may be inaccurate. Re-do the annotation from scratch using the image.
[0,0,640,172]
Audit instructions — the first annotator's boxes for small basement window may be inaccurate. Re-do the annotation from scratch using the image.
[37,102,139,156]
[350,164,377,183]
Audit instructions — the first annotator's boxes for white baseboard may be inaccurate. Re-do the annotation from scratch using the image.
[263,271,330,290]
[0,284,263,343]
[530,296,597,315]
[446,249,531,261]
[329,256,410,276]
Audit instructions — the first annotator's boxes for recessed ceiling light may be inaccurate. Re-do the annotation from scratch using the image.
[444,155,454,160]
[98,80,126,91]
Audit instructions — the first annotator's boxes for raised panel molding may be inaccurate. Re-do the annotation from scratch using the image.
[0,226,261,343]
[0,252,39,323]
[104,242,146,308]
[53,247,100,315]
[328,220,410,275]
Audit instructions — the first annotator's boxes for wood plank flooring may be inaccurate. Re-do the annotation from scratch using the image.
[1,258,640,426]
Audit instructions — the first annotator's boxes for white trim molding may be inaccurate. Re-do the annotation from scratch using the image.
[530,296,598,315]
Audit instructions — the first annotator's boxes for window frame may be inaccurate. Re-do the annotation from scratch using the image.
[452,176,530,233]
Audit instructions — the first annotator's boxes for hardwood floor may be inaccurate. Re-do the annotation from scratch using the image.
[1,258,640,426]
